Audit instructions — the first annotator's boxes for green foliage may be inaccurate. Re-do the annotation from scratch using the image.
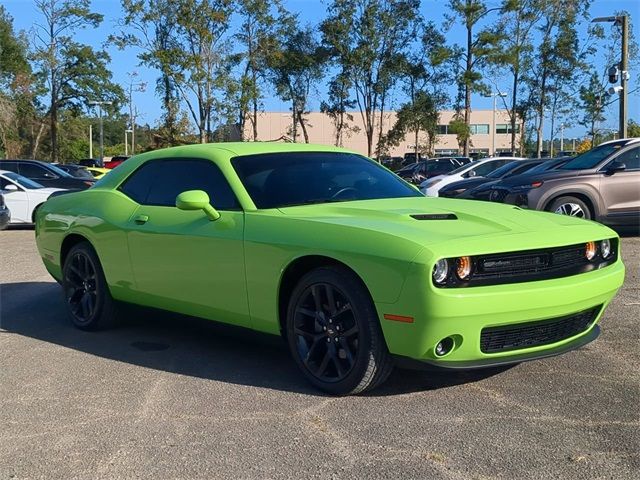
[628,119,640,138]
[269,23,324,143]
[448,116,471,152]
[321,0,421,156]
[578,72,606,142]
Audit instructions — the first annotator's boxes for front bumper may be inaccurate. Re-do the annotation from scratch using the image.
[375,259,624,368]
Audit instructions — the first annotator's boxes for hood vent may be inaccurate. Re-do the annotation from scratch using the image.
[410,213,458,221]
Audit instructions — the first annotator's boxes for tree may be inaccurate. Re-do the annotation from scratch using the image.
[628,119,640,138]
[115,0,235,144]
[448,116,472,153]
[0,5,32,158]
[446,0,507,156]
[235,0,292,141]
[32,0,123,161]
[269,24,323,143]
[383,22,450,157]
[578,72,606,145]
[525,0,590,158]
[321,0,421,156]
[383,91,439,157]
[320,72,360,146]
[487,0,541,154]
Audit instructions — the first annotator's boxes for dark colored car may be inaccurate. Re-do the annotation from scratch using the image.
[440,159,545,198]
[104,155,131,170]
[78,158,104,168]
[0,160,95,190]
[484,139,640,228]
[459,157,571,201]
[53,163,95,180]
[0,193,10,230]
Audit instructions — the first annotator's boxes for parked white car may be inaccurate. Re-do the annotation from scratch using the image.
[0,170,63,224]
[420,157,526,196]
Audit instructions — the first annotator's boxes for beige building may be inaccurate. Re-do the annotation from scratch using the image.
[244,110,520,157]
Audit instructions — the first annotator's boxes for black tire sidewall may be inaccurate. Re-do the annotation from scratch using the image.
[285,267,379,395]
[62,242,109,330]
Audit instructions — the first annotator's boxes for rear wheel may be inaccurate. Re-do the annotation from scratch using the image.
[62,242,118,330]
[286,266,393,395]
[548,196,592,220]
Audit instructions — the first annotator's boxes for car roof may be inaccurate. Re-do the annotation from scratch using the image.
[596,137,640,147]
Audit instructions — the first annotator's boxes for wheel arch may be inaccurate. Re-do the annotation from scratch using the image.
[31,203,45,223]
[60,233,93,268]
[277,255,374,337]
[542,191,600,220]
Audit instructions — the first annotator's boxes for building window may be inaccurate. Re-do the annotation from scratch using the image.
[437,125,449,135]
[470,124,490,135]
[496,124,520,134]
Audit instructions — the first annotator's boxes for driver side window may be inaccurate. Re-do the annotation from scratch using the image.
[612,147,640,170]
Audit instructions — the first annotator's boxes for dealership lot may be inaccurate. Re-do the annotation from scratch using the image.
[0,229,638,479]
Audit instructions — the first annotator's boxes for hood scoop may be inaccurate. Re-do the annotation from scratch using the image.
[410,213,458,221]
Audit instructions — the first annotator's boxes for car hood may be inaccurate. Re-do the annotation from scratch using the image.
[496,168,595,189]
[277,196,613,256]
[30,187,64,196]
[419,174,446,188]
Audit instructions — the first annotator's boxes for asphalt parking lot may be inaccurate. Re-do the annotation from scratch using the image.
[0,229,638,479]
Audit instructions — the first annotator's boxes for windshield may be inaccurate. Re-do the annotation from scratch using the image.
[560,141,629,170]
[486,161,523,178]
[232,152,423,209]
[527,158,569,173]
[45,163,74,177]
[447,162,475,176]
[4,172,44,189]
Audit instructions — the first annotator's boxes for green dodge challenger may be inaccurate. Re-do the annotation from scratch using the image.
[36,143,625,394]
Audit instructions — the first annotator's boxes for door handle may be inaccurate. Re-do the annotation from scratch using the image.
[134,214,149,225]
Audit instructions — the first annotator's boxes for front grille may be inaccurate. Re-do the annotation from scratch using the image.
[476,245,587,279]
[480,306,600,353]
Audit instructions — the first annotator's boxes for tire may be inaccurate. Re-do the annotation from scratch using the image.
[285,266,393,395]
[548,196,592,220]
[62,241,118,330]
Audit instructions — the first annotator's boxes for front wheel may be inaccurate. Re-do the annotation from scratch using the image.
[286,266,393,395]
[62,242,118,330]
[548,196,592,220]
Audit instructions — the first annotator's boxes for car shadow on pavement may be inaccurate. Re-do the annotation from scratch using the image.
[0,281,507,397]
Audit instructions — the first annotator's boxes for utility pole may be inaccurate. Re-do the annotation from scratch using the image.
[89,124,93,158]
[88,101,112,161]
[127,72,147,155]
[484,92,507,156]
[559,124,565,152]
[620,15,628,139]
[592,15,629,139]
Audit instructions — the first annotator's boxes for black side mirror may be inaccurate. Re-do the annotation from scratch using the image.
[605,161,626,175]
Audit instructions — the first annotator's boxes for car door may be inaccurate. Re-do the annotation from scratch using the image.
[122,158,250,328]
[599,146,640,224]
[17,163,58,186]
[0,177,29,222]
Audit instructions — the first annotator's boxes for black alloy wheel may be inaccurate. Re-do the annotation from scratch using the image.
[62,242,117,330]
[286,266,393,395]
[293,283,360,382]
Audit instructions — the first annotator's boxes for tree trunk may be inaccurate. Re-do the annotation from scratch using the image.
[464,24,473,157]
[511,70,518,153]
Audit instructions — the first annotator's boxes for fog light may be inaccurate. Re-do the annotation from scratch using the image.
[601,239,611,259]
[435,337,454,357]
[585,241,596,261]
[456,256,472,280]
[432,259,449,285]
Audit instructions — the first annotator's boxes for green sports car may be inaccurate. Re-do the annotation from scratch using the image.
[36,143,624,395]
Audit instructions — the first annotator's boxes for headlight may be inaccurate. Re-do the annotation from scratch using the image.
[600,239,611,258]
[432,259,449,284]
[585,241,597,261]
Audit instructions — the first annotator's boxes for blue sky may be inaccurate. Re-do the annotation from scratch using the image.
[5,0,640,139]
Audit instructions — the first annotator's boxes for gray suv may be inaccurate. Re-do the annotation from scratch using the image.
[486,138,640,228]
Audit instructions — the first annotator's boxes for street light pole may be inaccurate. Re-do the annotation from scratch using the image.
[88,100,112,161]
[592,15,629,139]
[483,92,507,156]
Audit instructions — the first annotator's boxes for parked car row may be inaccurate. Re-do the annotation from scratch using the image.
[414,138,640,230]
[394,156,473,184]
[0,159,105,229]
